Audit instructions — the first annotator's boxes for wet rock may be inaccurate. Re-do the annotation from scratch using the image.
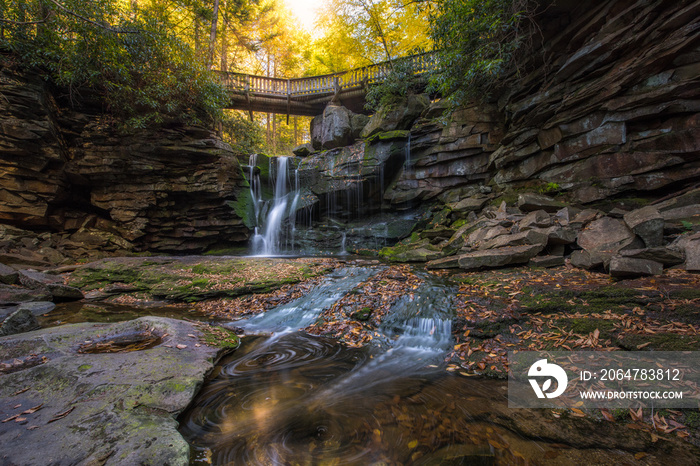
[529,255,565,268]
[609,256,663,278]
[517,193,566,213]
[620,247,685,267]
[0,308,39,336]
[623,206,664,248]
[17,301,56,316]
[0,317,222,466]
[46,283,84,302]
[457,244,545,271]
[0,284,52,304]
[0,263,19,284]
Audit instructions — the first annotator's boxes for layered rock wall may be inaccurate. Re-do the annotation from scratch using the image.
[387,0,700,206]
[0,62,249,258]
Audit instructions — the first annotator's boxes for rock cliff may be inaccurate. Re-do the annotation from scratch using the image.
[388,0,700,205]
[0,60,249,260]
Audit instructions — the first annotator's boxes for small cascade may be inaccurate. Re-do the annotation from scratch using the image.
[404,132,412,169]
[232,266,381,333]
[339,231,348,255]
[249,156,300,256]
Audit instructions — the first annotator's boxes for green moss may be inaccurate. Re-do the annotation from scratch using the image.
[198,325,240,349]
[617,333,700,351]
[669,289,700,300]
[366,130,410,144]
[684,411,700,429]
[78,364,92,372]
[351,307,373,321]
[518,285,660,315]
[228,189,256,229]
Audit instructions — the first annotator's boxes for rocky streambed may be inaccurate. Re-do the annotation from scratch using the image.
[0,255,699,464]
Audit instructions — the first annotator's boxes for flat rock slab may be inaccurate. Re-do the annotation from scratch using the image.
[0,317,221,465]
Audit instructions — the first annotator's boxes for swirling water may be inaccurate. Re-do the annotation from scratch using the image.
[177,267,652,465]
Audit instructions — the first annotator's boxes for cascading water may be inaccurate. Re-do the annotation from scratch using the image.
[250,156,300,256]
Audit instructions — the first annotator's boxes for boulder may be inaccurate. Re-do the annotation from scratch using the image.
[570,250,604,270]
[361,94,430,138]
[519,210,552,230]
[517,193,566,213]
[46,283,84,302]
[17,301,56,316]
[0,317,223,465]
[0,263,19,284]
[529,255,566,268]
[578,217,639,261]
[292,143,314,157]
[533,226,578,245]
[620,247,685,267]
[609,256,663,278]
[310,114,324,150]
[426,255,463,269]
[0,308,39,336]
[569,209,602,230]
[481,230,548,250]
[457,244,545,271]
[351,113,370,139]
[449,197,489,213]
[321,104,355,149]
[555,206,581,226]
[684,240,700,272]
[623,206,664,248]
[0,284,52,305]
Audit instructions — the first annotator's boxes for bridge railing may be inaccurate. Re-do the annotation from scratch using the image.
[214,52,436,98]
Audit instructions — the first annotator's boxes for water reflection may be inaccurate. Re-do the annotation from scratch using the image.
[180,333,515,465]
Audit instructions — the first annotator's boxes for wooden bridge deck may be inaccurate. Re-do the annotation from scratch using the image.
[215,52,435,117]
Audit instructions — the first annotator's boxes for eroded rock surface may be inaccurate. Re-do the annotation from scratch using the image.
[0,317,223,465]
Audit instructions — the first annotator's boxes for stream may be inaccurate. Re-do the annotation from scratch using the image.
[175,266,650,465]
[32,263,694,464]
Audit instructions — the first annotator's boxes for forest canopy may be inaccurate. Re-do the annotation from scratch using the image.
[0,0,531,151]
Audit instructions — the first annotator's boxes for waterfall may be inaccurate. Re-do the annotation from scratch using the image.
[250,156,299,256]
[404,132,412,169]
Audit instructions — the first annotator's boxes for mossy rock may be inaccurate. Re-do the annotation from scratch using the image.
[617,332,700,351]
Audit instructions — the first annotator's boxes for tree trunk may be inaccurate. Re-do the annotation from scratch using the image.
[207,0,220,69]
[219,0,228,71]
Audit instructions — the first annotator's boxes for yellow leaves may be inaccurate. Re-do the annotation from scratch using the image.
[407,440,418,449]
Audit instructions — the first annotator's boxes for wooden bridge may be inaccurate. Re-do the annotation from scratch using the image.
[214,52,436,118]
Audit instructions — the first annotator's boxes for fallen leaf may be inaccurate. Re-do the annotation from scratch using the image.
[176,344,188,349]
[635,452,648,460]
[21,404,43,415]
[2,414,20,423]
[48,406,74,423]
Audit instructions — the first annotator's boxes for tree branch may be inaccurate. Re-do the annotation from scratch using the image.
[45,0,139,34]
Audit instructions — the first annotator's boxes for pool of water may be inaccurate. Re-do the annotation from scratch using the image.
[178,332,655,465]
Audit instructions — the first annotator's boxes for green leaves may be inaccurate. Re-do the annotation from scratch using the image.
[428,0,532,105]
[1,0,227,129]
